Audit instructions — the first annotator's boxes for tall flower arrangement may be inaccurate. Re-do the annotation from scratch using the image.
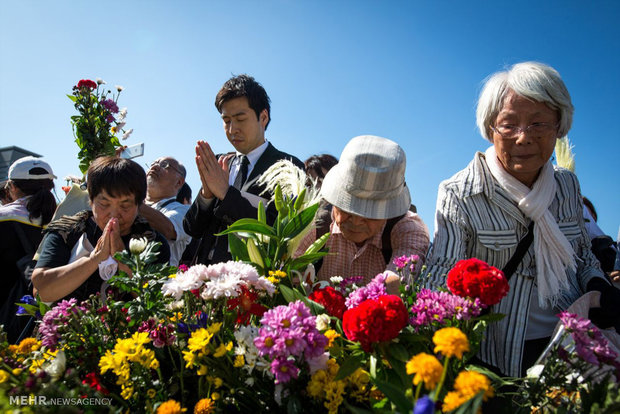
[68,78,133,174]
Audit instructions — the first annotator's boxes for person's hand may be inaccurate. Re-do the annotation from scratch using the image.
[114,146,127,158]
[109,219,125,255]
[609,270,620,283]
[195,140,230,200]
[90,219,114,263]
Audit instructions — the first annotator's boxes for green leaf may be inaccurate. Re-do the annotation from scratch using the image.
[293,188,306,211]
[257,201,266,224]
[274,184,285,213]
[388,342,410,362]
[67,94,78,102]
[217,219,277,238]
[372,378,413,413]
[281,203,319,240]
[334,354,364,381]
[279,285,325,314]
[304,232,330,255]
[228,233,250,262]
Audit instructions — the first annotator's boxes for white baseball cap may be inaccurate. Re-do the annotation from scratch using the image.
[8,156,57,180]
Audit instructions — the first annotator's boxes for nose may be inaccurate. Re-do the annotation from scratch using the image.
[226,120,237,135]
[514,128,533,144]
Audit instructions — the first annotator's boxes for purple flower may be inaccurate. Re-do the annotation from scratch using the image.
[559,311,619,366]
[409,289,483,329]
[138,318,176,348]
[270,357,299,384]
[393,254,421,274]
[100,99,119,113]
[414,396,435,414]
[16,295,37,316]
[255,301,328,380]
[38,299,86,350]
[345,272,388,309]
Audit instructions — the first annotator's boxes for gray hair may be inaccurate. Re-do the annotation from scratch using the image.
[476,62,573,142]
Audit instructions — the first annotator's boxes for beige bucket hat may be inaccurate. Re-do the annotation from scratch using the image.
[320,135,410,220]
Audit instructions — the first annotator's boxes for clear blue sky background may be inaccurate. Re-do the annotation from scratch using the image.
[1,0,618,238]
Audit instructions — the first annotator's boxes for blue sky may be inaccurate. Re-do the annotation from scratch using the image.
[1,0,618,238]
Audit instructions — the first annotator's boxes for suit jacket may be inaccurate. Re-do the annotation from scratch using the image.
[183,142,304,265]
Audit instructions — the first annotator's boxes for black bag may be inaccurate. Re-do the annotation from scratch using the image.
[0,223,37,343]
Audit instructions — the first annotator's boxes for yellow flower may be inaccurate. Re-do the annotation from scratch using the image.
[111,126,118,134]
[268,270,286,284]
[194,398,215,414]
[183,350,197,368]
[188,329,215,353]
[0,370,9,383]
[169,273,177,279]
[324,330,340,348]
[214,341,232,358]
[12,368,23,376]
[213,377,223,388]
[441,370,494,412]
[442,391,466,412]
[233,355,245,367]
[17,338,40,355]
[157,399,186,414]
[197,365,208,376]
[453,370,494,401]
[121,384,135,400]
[147,389,157,399]
[433,327,470,359]
[206,323,222,335]
[211,392,220,401]
[406,353,443,390]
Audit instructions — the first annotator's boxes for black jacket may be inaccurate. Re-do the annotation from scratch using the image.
[183,142,304,265]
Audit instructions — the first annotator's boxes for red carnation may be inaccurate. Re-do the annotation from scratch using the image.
[77,79,97,89]
[342,294,408,352]
[82,372,109,395]
[309,286,346,319]
[447,258,509,306]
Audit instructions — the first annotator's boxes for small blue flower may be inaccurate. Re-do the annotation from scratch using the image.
[16,295,37,315]
[413,396,435,414]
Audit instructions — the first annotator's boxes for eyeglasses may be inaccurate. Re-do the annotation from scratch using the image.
[149,160,184,176]
[491,122,558,140]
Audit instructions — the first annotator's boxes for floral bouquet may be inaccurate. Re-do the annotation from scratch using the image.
[68,78,133,174]
[518,311,620,413]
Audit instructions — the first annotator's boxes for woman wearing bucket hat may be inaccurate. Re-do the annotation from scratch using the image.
[0,156,57,342]
[423,62,618,379]
[296,135,430,285]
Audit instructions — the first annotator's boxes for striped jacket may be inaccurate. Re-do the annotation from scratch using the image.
[423,152,605,376]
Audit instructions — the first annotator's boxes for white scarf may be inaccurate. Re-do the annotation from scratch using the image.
[484,146,576,308]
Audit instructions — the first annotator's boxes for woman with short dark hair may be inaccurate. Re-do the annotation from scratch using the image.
[32,156,170,303]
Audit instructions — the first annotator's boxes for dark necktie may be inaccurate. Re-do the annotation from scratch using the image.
[233,155,249,190]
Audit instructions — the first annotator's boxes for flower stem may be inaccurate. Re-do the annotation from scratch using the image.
[434,356,451,398]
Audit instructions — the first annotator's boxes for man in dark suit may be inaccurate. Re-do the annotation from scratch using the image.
[183,74,304,265]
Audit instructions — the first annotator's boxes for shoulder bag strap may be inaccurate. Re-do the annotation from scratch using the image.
[502,221,535,280]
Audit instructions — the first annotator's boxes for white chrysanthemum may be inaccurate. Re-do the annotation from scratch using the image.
[165,300,185,311]
[115,85,124,92]
[161,270,204,299]
[118,107,128,119]
[44,350,66,381]
[315,314,331,331]
[129,237,148,254]
[96,78,106,85]
[307,352,329,374]
[330,276,343,284]
[202,274,244,300]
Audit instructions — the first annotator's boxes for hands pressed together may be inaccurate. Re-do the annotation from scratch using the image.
[195,140,233,200]
[90,218,132,276]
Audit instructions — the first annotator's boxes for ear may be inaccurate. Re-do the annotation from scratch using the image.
[259,109,269,129]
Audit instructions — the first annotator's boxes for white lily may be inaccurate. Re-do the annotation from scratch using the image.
[554,136,576,173]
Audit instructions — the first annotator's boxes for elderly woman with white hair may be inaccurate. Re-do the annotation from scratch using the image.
[424,61,619,377]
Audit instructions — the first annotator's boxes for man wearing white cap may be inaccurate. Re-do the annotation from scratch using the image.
[297,135,430,284]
